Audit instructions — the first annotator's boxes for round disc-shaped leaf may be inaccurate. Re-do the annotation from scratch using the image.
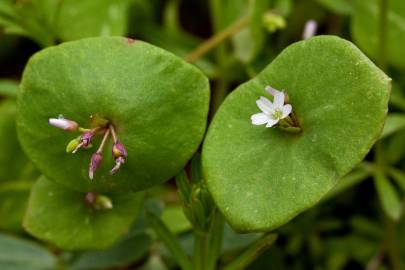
[17,37,209,192]
[202,36,390,232]
[23,176,144,250]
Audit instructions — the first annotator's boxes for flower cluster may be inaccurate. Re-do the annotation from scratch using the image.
[48,116,128,180]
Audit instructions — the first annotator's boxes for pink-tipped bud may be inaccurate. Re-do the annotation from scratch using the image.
[84,192,97,205]
[110,156,125,175]
[89,152,103,180]
[110,142,127,175]
[302,20,317,40]
[112,142,127,158]
[49,118,78,131]
[73,131,94,153]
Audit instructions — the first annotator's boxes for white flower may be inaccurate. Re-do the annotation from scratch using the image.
[251,86,292,128]
[48,118,78,131]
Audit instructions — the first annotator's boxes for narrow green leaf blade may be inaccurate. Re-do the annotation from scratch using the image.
[373,171,402,221]
[147,211,193,270]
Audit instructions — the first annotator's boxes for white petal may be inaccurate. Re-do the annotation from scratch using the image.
[49,118,78,131]
[273,91,285,108]
[281,104,292,118]
[259,96,275,110]
[265,118,279,128]
[256,97,273,114]
[251,113,270,125]
[265,86,281,96]
[49,118,70,130]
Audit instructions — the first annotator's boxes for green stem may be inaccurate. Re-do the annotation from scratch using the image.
[222,234,278,270]
[194,232,210,270]
[207,211,225,270]
[185,16,249,63]
[147,212,193,270]
[385,217,404,270]
[378,0,388,70]
[211,77,230,116]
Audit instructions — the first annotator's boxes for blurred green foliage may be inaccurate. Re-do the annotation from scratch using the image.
[1,0,405,269]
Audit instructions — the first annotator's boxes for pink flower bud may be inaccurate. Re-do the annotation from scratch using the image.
[80,132,94,147]
[110,156,125,175]
[89,152,103,180]
[48,118,78,131]
[112,142,127,158]
[303,20,317,40]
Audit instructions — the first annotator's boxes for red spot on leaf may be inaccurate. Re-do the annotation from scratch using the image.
[126,37,136,44]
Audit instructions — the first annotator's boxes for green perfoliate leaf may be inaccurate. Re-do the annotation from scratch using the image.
[23,176,144,250]
[351,0,405,68]
[0,232,56,270]
[17,37,209,192]
[202,36,390,232]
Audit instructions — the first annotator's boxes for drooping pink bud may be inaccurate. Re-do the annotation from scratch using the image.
[73,131,94,153]
[110,156,125,175]
[112,142,127,158]
[110,142,127,175]
[89,152,103,180]
[49,118,78,131]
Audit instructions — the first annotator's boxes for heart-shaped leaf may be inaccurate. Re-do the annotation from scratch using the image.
[23,176,144,250]
[202,36,390,232]
[17,37,210,192]
[351,0,405,68]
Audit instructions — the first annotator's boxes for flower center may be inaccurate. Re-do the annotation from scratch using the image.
[271,108,283,120]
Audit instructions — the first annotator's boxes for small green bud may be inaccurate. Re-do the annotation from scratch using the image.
[94,194,113,210]
[66,137,81,153]
[262,11,286,33]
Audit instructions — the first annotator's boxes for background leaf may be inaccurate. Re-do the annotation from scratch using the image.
[24,176,144,250]
[0,233,56,270]
[351,0,405,68]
